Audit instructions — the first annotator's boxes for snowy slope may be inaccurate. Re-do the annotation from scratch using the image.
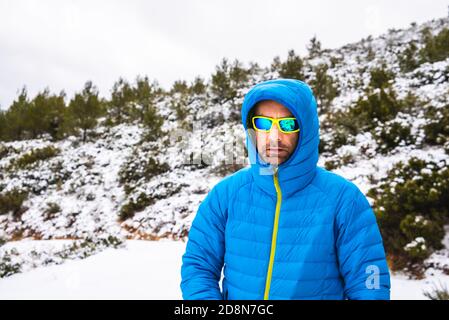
[0,17,447,243]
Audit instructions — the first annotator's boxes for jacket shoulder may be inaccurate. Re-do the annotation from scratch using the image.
[310,166,366,206]
[210,166,253,197]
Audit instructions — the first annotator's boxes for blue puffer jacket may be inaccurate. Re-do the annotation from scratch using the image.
[181,79,391,300]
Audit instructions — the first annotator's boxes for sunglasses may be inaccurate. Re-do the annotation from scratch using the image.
[252,116,300,134]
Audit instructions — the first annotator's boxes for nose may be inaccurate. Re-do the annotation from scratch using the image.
[268,123,281,145]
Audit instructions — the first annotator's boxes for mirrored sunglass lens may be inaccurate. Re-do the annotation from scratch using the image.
[254,118,272,131]
[279,119,299,132]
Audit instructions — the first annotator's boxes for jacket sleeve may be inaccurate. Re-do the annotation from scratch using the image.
[180,183,228,300]
[335,185,391,300]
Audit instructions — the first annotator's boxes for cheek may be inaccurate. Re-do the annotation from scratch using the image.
[255,133,267,147]
[285,134,299,149]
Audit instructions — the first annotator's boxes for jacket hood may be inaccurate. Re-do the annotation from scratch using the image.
[241,78,320,198]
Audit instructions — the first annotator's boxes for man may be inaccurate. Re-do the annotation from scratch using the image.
[180,78,391,300]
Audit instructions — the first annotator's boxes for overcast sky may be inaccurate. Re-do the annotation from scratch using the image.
[0,0,447,109]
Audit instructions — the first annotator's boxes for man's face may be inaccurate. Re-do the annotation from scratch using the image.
[252,100,299,166]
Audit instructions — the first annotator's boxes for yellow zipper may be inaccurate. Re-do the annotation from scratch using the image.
[263,168,282,300]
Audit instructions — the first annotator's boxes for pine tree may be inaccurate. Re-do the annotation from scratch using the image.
[309,63,339,113]
[108,78,134,125]
[4,88,31,140]
[171,80,190,95]
[28,89,67,140]
[307,36,322,58]
[132,76,164,122]
[142,104,164,141]
[0,110,6,141]
[369,64,394,89]
[272,50,305,80]
[420,27,449,63]
[0,88,67,141]
[229,59,249,89]
[350,87,402,132]
[44,91,67,140]
[211,58,249,104]
[211,58,232,103]
[67,81,103,143]
[190,76,206,96]
[28,89,50,138]
[399,41,420,72]
[167,80,190,123]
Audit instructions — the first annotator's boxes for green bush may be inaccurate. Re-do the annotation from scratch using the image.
[43,202,61,221]
[313,84,420,158]
[119,156,170,190]
[309,63,339,113]
[373,121,415,154]
[400,215,443,253]
[420,27,449,63]
[323,153,355,170]
[142,105,165,141]
[329,55,343,68]
[0,252,22,278]
[399,41,420,72]
[119,192,154,221]
[54,236,124,260]
[320,110,358,155]
[402,236,430,261]
[0,144,10,159]
[423,282,449,300]
[211,161,247,177]
[368,158,449,275]
[423,105,449,146]
[347,88,403,132]
[11,145,60,170]
[0,189,29,219]
[169,91,190,122]
[370,65,394,89]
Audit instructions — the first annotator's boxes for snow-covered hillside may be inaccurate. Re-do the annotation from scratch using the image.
[1,16,448,298]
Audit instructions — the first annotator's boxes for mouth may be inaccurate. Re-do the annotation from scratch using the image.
[266,148,288,156]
